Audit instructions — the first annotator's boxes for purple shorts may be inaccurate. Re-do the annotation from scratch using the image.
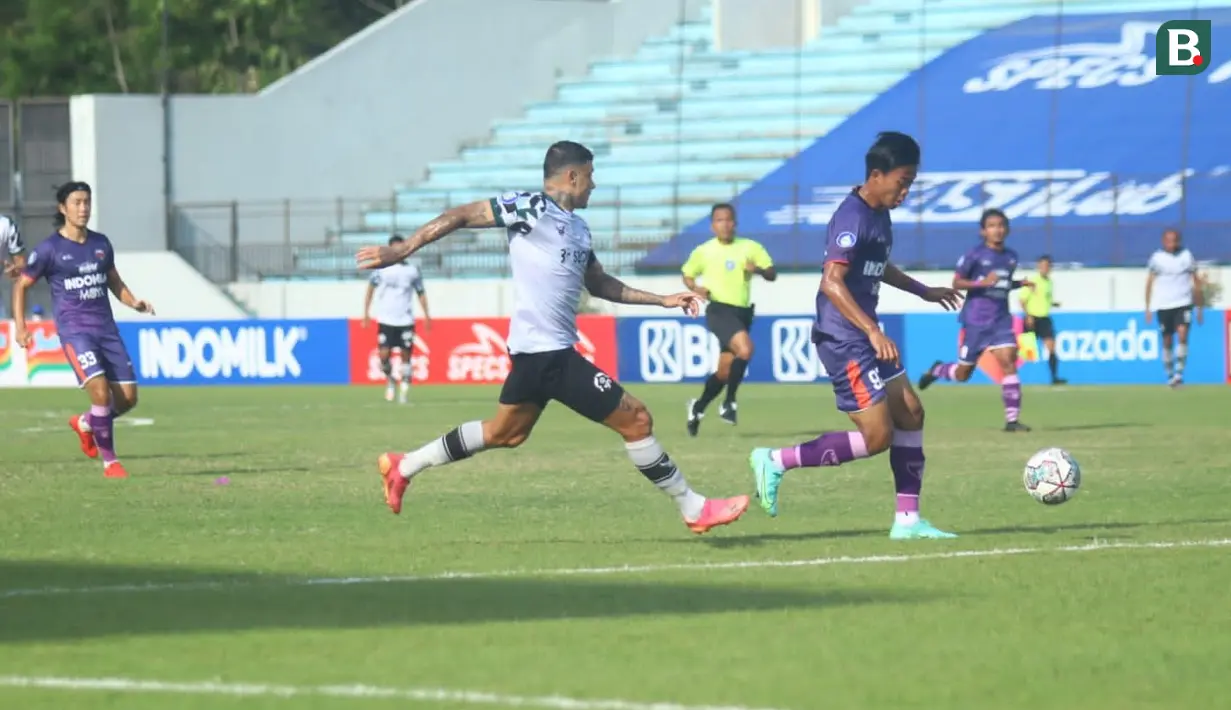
[60,330,136,387]
[816,336,905,413]
[959,322,1017,365]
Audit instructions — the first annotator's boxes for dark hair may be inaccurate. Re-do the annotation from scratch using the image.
[388,234,405,246]
[710,203,736,220]
[53,181,92,226]
[864,131,920,179]
[1038,254,1052,263]
[979,208,1008,229]
[543,141,594,179]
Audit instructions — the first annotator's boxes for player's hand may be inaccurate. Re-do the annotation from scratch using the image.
[361,316,370,329]
[1145,311,1153,324]
[133,300,155,315]
[691,286,711,301]
[662,292,702,317]
[869,330,900,367]
[423,318,432,333]
[979,272,999,288]
[1196,309,1204,326]
[2,261,18,279]
[1024,315,1035,329]
[1019,278,1034,289]
[744,259,760,275]
[923,286,963,311]
[14,324,30,349]
[355,244,407,270]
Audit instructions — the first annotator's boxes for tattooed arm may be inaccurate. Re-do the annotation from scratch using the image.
[584,254,702,315]
[357,200,496,269]
[584,254,665,305]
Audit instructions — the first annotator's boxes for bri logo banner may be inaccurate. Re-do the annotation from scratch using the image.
[346,316,618,386]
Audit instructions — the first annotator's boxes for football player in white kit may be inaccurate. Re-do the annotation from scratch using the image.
[2,214,26,278]
[362,234,431,403]
[356,141,750,535]
[1145,229,1204,387]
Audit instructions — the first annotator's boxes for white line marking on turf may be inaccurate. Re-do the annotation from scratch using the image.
[2,538,1228,602]
[0,676,782,710]
[15,417,154,434]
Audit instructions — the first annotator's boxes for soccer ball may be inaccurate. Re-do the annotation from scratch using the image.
[1023,447,1081,505]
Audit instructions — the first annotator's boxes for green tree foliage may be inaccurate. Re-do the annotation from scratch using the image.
[0,0,407,98]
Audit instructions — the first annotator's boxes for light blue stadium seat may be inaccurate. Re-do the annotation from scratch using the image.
[459,137,809,167]
[490,114,845,144]
[423,158,781,190]
[837,8,1026,32]
[555,71,902,104]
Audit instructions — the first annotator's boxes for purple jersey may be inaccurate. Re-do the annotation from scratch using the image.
[956,244,1019,328]
[22,231,118,337]
[814,189,893,342]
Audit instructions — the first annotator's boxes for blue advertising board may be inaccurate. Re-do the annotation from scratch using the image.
[900,310,1227,385]
[640,10,1231,270]
[617,314,905,384]
[117,319,351,386]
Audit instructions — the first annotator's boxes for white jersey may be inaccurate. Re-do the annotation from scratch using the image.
[490,191,593,355]
[0,215,23,256]
[1147,248,1196,310]
[368,261,425,327]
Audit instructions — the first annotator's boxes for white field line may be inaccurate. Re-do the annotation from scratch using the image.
[0,675,784,710]
[2,538,1228,602]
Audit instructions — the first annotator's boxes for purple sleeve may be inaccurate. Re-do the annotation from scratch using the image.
[824,214,861,265]
[955,250,977,279]
[20,241,50,284]
[103,236,117,272]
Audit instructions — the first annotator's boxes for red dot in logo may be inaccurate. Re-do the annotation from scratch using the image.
[1194,53,1204,65]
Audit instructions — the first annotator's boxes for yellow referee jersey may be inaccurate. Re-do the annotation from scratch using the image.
[1021,275,1054,318]
[681,237,773,308]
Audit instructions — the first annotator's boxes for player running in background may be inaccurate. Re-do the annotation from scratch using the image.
[748,132,964,540]
[357,141,749,535]
[917,208,1033,433]
[682,203,775,434]
[11,182,155,478]
[1019,254,1066,385]
[1145,229,1203,388]
[2,214,26,278]
[362,234,431,404]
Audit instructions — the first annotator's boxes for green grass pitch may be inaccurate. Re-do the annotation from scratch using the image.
[1,383,1229,709]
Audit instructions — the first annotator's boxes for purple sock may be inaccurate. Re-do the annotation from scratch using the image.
[88,404,117,464]
[776,431,869,470]
[1001,374,1021,422]
[890,429,924,514]
[930,362,959,381]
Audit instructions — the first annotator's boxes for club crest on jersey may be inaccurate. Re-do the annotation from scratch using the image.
[725,260,735,271]
[94,249,106,260]
[836,232,857,248]
[499,191,520,205]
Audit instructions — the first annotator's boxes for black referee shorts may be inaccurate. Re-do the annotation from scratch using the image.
[1024,316,1055,340]
[706,301,754,352]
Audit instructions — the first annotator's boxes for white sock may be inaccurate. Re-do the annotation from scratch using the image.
[624,437,706,521]
[895,511,919,526]
[399,420,485,479]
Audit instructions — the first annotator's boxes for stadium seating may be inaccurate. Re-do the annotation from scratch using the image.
[293,0,1229,277]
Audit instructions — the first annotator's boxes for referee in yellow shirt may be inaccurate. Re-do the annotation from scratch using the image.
[1019,254,1066,385]
[681,203,776,435]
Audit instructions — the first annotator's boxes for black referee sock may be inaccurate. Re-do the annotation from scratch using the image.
[1047,352,1059,380]
[694,375,725,414]
[724,358,750,405]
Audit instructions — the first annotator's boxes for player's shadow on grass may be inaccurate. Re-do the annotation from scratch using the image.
[0,559,935,644]
[680,529,884,548]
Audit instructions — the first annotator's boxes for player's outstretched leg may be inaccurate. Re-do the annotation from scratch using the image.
[377,410,520,514]
[379,346,395,402]
[885,377,955,539]
[749,431,871,517]
[917,360,962,390]
[608,392,748,534]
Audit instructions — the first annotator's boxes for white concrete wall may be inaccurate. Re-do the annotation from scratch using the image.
[71,0,707,250]
[226,267,1230,320]
[110,252,248,321]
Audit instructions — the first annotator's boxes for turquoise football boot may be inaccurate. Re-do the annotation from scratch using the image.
[749,448,785,517]
[889,518,958,540]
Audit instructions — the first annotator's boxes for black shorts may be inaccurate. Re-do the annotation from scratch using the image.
[499,347,625,423]
[1156,306,1192,337]
[706,301,754,351]
[1025,316,1055,340]
[376,323,416,352]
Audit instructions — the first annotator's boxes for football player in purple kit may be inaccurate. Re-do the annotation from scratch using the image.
[917,208,1033,433]
[12,182,155,478]
[749,132,964,540]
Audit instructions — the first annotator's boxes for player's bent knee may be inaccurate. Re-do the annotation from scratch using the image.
[954,367,975,382]
[863,427,894,456]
